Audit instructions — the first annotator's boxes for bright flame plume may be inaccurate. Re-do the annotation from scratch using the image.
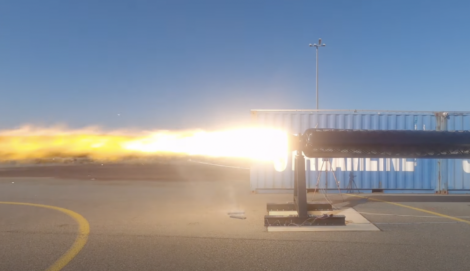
[0,126,288,162]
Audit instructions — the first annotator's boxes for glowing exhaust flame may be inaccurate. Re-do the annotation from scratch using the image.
[0,126,288,162]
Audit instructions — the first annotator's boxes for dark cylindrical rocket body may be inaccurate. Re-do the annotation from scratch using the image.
[299,129,470,159]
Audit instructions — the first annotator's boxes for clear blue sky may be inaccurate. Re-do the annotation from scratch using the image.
[1,0,469,130]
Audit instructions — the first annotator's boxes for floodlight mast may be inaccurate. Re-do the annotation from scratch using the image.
[309,39,326,110]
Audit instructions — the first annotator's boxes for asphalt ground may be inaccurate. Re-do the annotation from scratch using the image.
[1,165,470,271]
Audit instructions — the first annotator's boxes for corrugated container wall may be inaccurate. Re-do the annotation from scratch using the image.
[250,110,470,194]
[443,113,470,192]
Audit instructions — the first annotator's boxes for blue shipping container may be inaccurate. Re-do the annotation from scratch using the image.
[250,110,470,194]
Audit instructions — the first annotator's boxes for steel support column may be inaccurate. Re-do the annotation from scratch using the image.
[294,151,308,218]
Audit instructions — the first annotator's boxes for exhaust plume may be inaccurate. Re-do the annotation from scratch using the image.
[0,125,288,162]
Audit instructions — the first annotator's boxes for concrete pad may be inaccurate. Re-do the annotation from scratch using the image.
[268,223,380,232]
[267,207,380,232]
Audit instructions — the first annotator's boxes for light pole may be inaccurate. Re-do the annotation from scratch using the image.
[309,38,326,110]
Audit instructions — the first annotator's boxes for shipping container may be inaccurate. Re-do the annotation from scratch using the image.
[250,110,470,194]
[442,112,470,193]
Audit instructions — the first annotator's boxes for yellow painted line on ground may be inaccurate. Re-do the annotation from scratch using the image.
[0,201,90,271]
[346,194,470,225]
